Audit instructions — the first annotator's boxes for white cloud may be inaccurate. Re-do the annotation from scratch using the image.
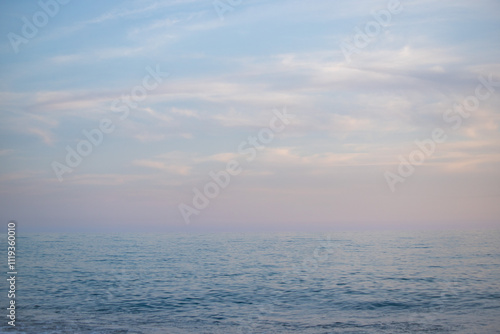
[133,159,192,175]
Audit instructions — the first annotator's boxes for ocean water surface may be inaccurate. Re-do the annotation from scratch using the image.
[1,230,499,333]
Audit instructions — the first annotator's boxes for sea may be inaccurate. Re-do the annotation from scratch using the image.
[1,230,499,333]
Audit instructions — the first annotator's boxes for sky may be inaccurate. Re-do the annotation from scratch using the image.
[0,0,499,233]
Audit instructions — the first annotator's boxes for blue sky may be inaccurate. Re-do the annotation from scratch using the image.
[0,0,499,232]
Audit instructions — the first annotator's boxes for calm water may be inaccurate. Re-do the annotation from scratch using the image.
[1,231,499,333]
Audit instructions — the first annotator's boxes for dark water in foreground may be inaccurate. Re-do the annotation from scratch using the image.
[1,231,499,333]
